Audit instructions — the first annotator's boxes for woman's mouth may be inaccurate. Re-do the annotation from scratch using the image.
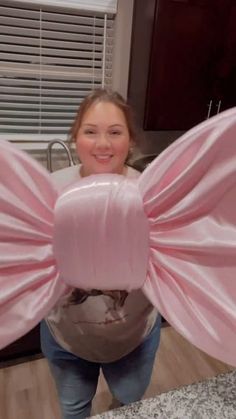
[94,154,113,163]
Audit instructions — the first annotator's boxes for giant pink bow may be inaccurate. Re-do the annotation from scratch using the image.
[0,108,236,367]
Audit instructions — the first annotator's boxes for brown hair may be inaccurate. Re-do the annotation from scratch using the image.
[69,88,138,146]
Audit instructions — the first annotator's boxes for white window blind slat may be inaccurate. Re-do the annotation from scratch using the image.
[1,78,101,89]
[0,1,115,143]
[0,16,39,29]
[1,87,103,96]
[0,94,92,103]
[0,5,38,18]
[0,45,105,60]
[10,0,118,14]
[1,125,74,132]
[0,6,114,27]
[0,25,39,37]
[0,16,113,36]
[0,25,113,44]
[1,35,105,52]
[1,110,76,117]
[0,53,104,68]
[2,103,82,110]
[1,117,76,124]
[0,63,112,78]
[0,118,75,123]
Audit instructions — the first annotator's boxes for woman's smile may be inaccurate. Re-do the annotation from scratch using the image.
[93,154,114,163]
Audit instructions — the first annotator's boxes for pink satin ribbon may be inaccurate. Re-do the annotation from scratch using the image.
[0,108,236,367]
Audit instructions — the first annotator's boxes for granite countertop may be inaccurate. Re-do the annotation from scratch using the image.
[91,370,236,419]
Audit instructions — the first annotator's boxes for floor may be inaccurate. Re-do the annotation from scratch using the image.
[0,326,234,419]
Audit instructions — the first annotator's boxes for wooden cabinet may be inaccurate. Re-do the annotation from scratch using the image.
[129,0,236,131]
[213,1,236,112]
[0,325,41,364]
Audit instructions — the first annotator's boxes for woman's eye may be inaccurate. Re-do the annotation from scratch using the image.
[110,130,122,136]
[84,129,96,135]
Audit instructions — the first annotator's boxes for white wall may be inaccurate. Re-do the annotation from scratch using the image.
[112,0,134,99]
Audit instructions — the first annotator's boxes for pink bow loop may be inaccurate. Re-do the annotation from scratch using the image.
[0,141,67,349]
[139,108,236,366]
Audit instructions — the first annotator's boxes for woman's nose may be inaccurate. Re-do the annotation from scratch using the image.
[95,133,110,147]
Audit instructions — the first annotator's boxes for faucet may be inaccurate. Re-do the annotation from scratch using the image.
[47,139,75,172]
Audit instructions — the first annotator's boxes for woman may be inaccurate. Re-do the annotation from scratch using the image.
[40,89,161,419]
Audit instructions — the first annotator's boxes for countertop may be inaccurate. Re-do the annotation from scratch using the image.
[91,369,236,419]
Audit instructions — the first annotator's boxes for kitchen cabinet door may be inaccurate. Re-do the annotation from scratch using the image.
[144,0,230,130]
[212,1,236,113]
[0,325,41,364]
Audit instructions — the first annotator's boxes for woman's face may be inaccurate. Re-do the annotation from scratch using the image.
[75,101,131,177]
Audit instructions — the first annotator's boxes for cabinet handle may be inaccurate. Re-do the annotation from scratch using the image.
[206,100,213,119]
[216,100,222,114]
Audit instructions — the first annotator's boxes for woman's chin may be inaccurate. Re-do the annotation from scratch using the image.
[81,162,125,176]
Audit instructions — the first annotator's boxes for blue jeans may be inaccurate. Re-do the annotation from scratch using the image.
[40,315,161,419]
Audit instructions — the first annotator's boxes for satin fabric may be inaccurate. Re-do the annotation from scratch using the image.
[0,108,236,367]
[0,141,68,349]
[53,175,149,291]
[139,109,236,367]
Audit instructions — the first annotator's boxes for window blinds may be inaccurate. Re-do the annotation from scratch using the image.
[0,0,115,146]
[12,0,117,14]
